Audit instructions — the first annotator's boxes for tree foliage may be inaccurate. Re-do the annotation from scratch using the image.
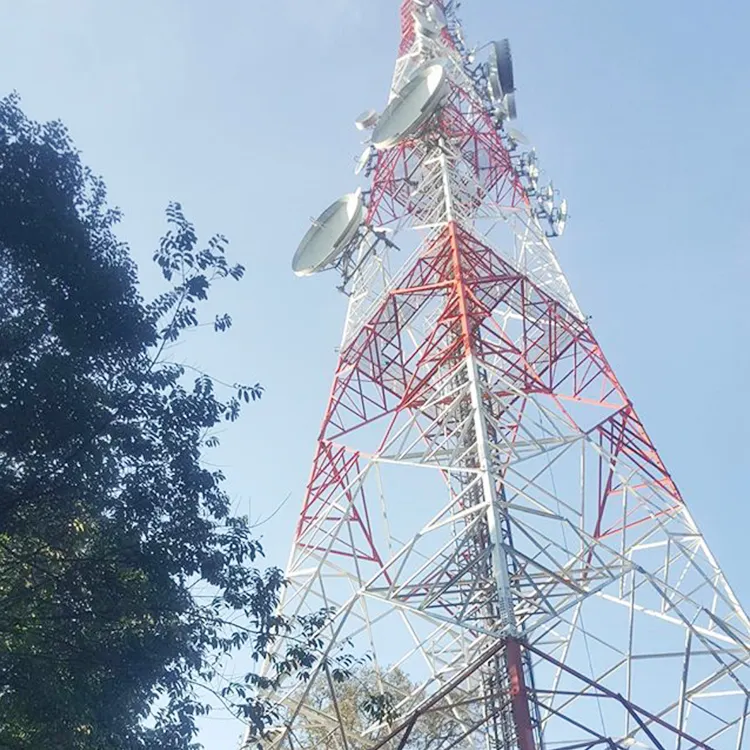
[0,92,338,749]
[296,665,466,750]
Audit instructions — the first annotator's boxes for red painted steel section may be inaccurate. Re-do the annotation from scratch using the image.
[296,223,684,562]
[399,0,416,55]
[506,639,537,750]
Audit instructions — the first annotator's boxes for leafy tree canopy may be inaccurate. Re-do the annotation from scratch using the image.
[0,92,339,750]
[296,665,466,750]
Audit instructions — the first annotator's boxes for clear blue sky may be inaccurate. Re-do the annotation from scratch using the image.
[2,1,749,747]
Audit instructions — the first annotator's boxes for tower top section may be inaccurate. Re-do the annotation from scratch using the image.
[290,0,578,319]
[398,1,454,57]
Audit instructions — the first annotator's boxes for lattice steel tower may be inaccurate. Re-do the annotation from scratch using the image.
[245,2,750,748]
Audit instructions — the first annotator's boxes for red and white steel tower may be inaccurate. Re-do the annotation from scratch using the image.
[246,2,750,748]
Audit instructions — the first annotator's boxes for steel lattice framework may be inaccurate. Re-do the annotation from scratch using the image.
[243,3,750,749]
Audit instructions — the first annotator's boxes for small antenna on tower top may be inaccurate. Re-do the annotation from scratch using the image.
[355,109,379,131]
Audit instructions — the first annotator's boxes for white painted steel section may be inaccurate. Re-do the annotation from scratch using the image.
[438,145,517,636]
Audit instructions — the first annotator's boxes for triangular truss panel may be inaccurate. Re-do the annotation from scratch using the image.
[244,3,750,749]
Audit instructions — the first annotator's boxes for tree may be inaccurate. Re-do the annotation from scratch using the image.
[295,665,467,750]
[0,92,343,749]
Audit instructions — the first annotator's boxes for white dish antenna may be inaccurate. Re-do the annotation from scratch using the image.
[355,109,379,131]
[506,127,528,146]
[487,39,517,120]
[292,190,365,277]
[355,146,373,175]
[371,62,448,150]
[489,39,515,97]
